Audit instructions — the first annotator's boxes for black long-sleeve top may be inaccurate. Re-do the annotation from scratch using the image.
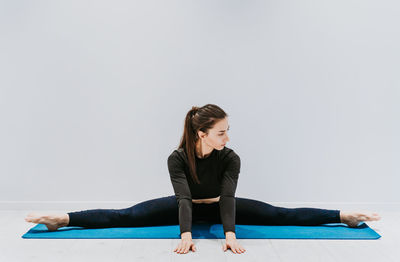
[167,146,241,236]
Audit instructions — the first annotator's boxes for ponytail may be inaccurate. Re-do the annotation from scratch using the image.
[177,104,228,184]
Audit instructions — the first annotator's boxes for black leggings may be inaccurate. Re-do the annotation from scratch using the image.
[67,195,341,229]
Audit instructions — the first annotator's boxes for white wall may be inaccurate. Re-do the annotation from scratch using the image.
[1,0,399,209]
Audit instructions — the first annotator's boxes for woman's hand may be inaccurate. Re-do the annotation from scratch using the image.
[173,232,196,254]
[223,232,246,254]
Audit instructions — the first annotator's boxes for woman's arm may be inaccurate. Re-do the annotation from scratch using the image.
[219,152,241,234]
[219,152,246,254]
[168,152,193,235]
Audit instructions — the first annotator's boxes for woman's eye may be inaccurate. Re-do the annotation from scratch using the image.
[219,130,229,136]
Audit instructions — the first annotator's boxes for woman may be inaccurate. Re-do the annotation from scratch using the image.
[25,104,381,255]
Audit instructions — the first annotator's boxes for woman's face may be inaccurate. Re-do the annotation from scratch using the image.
[198,117,230,150]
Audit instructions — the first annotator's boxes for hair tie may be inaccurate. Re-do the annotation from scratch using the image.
[191,106,198,117]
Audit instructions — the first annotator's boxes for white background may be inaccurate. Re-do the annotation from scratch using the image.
[0,0,398,207]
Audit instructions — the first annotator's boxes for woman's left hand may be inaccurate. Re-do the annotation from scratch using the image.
[222,232,246,254]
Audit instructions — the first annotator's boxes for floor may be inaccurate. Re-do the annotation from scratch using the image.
[2,210,399,261]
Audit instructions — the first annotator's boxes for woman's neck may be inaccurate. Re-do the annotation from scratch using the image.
[195,140,213,159]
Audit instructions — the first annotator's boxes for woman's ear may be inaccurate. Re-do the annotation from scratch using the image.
[197,130,207,139]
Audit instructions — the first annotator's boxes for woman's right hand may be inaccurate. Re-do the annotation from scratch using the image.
[173,232,196,254]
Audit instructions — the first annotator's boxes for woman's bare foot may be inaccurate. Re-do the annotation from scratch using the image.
[24,212,70,231]
[340,211,381,227]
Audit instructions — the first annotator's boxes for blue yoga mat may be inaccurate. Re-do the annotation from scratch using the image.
[22,222,381,239]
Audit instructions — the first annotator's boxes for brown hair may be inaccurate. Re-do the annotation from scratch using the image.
[177,104,228,184]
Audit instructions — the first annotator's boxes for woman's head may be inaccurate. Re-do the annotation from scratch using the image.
[197,116,230,150]
[178,104,229,184]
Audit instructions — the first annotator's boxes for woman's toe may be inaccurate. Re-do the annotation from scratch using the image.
[373,215,381,220]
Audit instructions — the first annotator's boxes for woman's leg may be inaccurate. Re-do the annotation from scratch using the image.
[188,198,380,228]
[67,195,179,228]
[235,197,341,226]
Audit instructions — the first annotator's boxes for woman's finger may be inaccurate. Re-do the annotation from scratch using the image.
[186,242,192,253]
[231,246,237,254]
[235,243,243,253]
[183,242,188,252]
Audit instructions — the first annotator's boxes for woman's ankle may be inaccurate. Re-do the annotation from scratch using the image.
[339,211,345,223]
[60,214,70,227]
